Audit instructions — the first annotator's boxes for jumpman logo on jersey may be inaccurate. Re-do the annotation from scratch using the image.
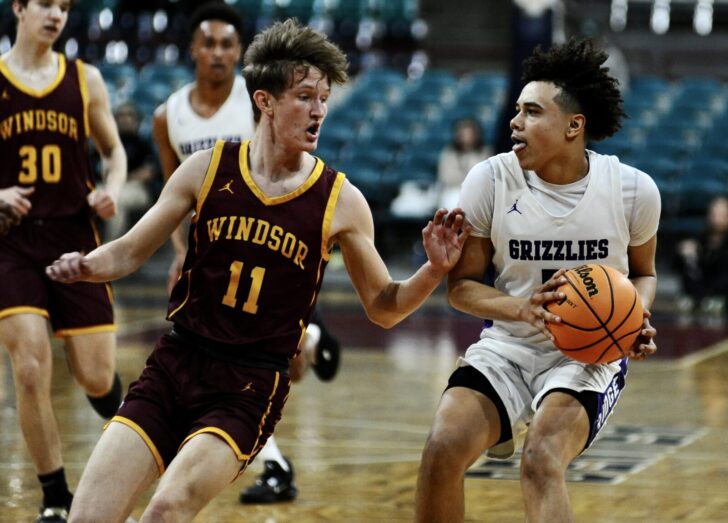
[218,180,234,194]
[507,199,522,215]
[1,90,9,100]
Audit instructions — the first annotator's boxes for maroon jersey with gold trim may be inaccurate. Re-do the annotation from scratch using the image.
[168,140,345,359]
[0,54,93,218]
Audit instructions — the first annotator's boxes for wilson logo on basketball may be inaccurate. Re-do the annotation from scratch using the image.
[573,265,599,297]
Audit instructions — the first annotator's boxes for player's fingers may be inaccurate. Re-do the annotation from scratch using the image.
[432,208,448,224]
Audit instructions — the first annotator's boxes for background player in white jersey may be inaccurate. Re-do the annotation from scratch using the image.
[415,39,661,523]
[151,2,338,504]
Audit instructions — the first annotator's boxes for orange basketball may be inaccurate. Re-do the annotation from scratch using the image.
[545,264,644,364]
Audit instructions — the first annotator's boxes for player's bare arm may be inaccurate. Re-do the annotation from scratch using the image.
[151,103,181,183]
[84,63,127,219]
[152,102,192,290]
[46,149,211,284]
[627,234,659,359]
[331,180,468,328]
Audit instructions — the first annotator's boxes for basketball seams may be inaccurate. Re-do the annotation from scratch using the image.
[556,266,636,364]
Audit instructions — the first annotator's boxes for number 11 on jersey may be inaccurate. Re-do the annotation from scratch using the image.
[222,260,266,314]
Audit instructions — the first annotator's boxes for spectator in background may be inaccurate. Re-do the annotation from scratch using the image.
[437,118,492,210]
[104,101,158,240]
[674,195,728,315]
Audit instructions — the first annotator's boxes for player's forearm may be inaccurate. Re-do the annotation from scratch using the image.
[366,261,446,328]
[99,144,127,201]
[631,274,657,310]
[448,278,524,322]
[79,237,146,282]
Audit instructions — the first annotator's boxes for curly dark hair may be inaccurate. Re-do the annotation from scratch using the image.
[521,38,626,142]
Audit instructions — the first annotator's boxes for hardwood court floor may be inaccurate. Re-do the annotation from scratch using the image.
[2,284,728,522]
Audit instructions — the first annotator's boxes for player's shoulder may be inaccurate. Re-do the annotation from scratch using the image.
[617,158,660,193]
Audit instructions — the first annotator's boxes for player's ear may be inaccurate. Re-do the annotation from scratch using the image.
[253,91,274,117]
[566,114,585,138]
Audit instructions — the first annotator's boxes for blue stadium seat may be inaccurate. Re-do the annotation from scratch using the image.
[685,159,728,186]
[633,157,685,185]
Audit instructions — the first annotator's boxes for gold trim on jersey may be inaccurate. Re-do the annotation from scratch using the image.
[179,427,247,462]
[76,59,90,138]
[54,324,117,337]
[167,271,192,320]
[194,140,225,222]
[0,306,49,320]
[110,416,166,475]
[321,171,346,261]
[248,371,281,458]
[239,141,325,206]
[0,53,67,97]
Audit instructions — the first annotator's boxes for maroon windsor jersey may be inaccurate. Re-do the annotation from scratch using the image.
[0,54,94,218]
[168,140,345,359]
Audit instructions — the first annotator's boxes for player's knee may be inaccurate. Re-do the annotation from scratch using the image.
[12,353,50,394]
[144,495,179,522]
[77,371,114,397]
[74,357,114,395]
[421,430,467,473]
[520,438,564,484]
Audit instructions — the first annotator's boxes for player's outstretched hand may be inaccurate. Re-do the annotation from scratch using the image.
[46,252,91,283]
[87,188,117,220]
[628,311,657,360]
[421,208,470,275]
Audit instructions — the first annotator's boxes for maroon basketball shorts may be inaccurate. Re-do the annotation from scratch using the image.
[113,332,291,475]
[0,215,114,335]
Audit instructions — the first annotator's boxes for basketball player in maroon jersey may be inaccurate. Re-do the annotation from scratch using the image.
[0,1,128,521]
[46,19,469,522]
[152,4,341,502]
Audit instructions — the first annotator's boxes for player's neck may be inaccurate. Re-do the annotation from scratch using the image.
[249,134,313,183]
[5,37,56,70]
[535,150,590,185]
[192,75,235,110]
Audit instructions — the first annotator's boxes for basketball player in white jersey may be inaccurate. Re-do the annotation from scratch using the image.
[415,39,660,523]
[151,3,336,504]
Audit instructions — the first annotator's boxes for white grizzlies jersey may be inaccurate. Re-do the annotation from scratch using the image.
[166,75,255,162]
[460,150,660,349]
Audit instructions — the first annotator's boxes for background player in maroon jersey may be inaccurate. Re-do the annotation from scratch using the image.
[0,1,127,521]
[46,19,469,523]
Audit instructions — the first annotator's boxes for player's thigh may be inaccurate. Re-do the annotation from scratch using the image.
[152,433,240,508]
[72,422,159,521]
[428,386,502,463]
[0,313,50,354]
[64,331,116,379]
[527,391,590,464]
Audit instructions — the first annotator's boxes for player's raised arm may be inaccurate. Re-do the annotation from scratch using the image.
[46,148,211,283]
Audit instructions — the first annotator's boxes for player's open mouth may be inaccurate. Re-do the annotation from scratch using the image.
[306,123,320,140]
[511,135,527,152]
